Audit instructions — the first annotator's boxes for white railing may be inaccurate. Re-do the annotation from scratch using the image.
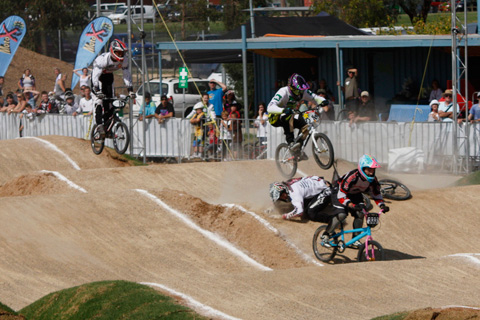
[1,113,479,171]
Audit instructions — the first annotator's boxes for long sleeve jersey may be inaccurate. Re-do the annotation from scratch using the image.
[267,86,325,114]
[337,169,384,207]
[91,52,133,89]
[284,176,330,216]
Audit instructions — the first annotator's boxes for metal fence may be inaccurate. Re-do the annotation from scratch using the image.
[1,112,479,172]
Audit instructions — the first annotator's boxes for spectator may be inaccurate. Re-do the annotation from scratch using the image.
[230,112,243,159]
[208,78,227,116]
[429,79,443,102]
[187,93,216,122]
[428,99,441,122]
[318,78,335,103]
[190,104,206,158]
[73,67,92,89]
[35,91,51,114]
[219,111,232,161]
[349,91,376,125]
[47,92,60,113]
[53,67,66,102]
[229,103,241,120]
[0,76,4,96]
[337,67,359,108]
[316,89,335,120]
[138,92,157,121]
[9,92,27,114]
[63,92,78,115]
[73,87,94,116]
[438,89,459,122]
[468,92,480,123]
[0,93,16,112]
[75,85,87,105]
[18,69,36,92]
[223,90,237,114]
[254,102,268,145]
[204,122,219,161]
[24,89,40,108]
[156,94,174,123]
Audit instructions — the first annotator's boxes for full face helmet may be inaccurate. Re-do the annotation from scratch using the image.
[358,154,381,183]
[269,182,289,202]
[110,39,127,62]
[287,73,310,100]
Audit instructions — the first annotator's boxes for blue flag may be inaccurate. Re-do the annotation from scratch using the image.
[0,16,26,77]
[71,17,114,89]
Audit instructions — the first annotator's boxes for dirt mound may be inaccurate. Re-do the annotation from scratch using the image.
[402,306,480,320]
[0,172,61,197]
[157,189,311,269]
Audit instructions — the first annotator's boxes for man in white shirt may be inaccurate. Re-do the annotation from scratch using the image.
[73,87,94,116]
[438,89,459,122]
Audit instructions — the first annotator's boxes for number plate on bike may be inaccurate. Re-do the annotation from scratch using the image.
[366,214,379,227]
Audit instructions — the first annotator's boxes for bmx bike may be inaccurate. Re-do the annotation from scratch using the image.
[312,208,386,263]
[275,108,334,179]
[91,95,130,155]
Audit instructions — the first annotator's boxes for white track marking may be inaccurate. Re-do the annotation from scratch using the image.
[223,204,323,267]
[135,189,272,271]
[40,170,87,193]
[446,253,480,266]
[441,305,480,310]
[25,137,81,170]
[297,169,308,177]
[140,282,242,320]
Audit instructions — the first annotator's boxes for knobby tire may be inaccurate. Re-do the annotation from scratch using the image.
[275,143,297,179]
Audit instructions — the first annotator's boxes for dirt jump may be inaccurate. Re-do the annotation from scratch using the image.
[0,135,478,319]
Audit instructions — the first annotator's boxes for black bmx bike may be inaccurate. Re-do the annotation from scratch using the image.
[91,96,130,155]
[275,108,334,179]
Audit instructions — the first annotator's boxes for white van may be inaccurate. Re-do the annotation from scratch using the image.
[134,78,210,118]
[90,3,127,17]
[108,5,156,24]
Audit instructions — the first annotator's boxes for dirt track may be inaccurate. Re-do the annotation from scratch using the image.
[0,136,479,319]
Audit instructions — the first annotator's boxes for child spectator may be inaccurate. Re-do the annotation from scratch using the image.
[428,100,440,122]
[63,93,78,115]
[190,104,205,158]
[204,122,219,161]
[219,111,232,161]
[138,92,157,121]
[254,102,268,145]
[229,103,241,119]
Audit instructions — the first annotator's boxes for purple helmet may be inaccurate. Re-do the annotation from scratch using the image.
[288,73,310,100]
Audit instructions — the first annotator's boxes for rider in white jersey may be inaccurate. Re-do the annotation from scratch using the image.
[91,39,134,137]
[269,176,332,220]
[267,73,328,159]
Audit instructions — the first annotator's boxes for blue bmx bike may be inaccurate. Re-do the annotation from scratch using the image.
[312,209,386,263]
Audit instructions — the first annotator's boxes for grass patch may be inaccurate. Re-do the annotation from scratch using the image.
[20,280,206,320]
[0,301,18,315]
[371,311,408,320]
[455,170,480,186]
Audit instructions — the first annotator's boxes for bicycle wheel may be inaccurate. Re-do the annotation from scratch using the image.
[357,240,384,262]
[113,122,130,154]
[312,133,334,170]
[275,143,297,179]
[90,124,105,155]
[312,225,338,262]
[379,179,411,200]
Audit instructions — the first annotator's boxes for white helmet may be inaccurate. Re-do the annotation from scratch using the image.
[269,182,289,202]
[110,39,127,62]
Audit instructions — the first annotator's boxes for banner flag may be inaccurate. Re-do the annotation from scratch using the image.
[0,15,26,77]
[71,17,113,89]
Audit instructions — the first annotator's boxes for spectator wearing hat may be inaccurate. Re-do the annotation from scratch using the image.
[438,89,459,122]
[138,92,157,121]
[468,92,480,123]
[155,94,174,123]
[190,103,206,158]
[428,100,441,122]
[349,91,376,125]
[208,78,227,116]
[223,90,239,115]
[337,67,359,108]
[63,92,78,115]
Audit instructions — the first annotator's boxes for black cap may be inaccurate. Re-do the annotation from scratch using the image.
[161,94,168,100]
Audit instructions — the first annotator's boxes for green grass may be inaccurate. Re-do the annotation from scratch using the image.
[371,312,408,320]
[20,280,206,320]
[455,169,480,186]
[384,11,477,26]
[0,301,19,315]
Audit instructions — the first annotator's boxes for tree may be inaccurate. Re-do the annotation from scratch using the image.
[0,0,88,54]
[311,0,397,28]
[222,0,268,31]
[171,0,221,40]
[398,0,432,24]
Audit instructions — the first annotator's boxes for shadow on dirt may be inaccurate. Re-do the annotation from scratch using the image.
[320,249,425,265]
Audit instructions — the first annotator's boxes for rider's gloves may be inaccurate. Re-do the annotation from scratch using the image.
[320,99,329,107]
[283,107,293,116]
[354,203,366,212]
[379,204,390,213]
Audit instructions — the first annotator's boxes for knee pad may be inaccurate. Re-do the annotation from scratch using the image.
[338,212,347,221]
